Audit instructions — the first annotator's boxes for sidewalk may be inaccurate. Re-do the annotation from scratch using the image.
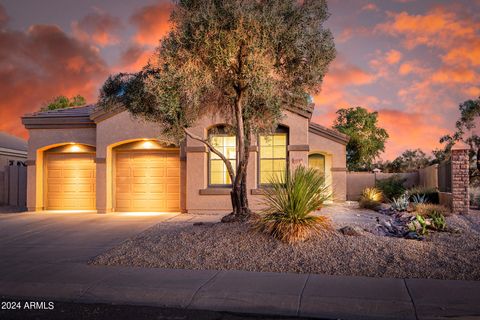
[1,263,479,320]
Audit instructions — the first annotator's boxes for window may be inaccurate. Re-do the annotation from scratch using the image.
[209,130,236,186]
[259,128,288,185]
[309,154,325,175]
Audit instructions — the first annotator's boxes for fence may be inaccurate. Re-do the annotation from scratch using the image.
[0,161,27,208]
[438,160,452,192]
[346,171,419,200]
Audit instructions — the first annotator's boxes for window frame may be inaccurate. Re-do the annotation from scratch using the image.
[257,126,289,187]
[207,126,237,188]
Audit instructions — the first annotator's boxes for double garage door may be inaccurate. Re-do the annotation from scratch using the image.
[115,150,180,212]
[44,150,180,212]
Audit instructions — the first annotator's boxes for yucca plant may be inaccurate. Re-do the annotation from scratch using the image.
[254,165,332,243]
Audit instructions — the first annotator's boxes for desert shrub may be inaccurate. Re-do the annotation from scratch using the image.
[376,175,406,200]
[359,187,383,210]
[255,166,332,243]
[391,194,409,212]
[429,211,446,231]
[411,193,428,204]
[414,203,450,217]
[408,186,439,204]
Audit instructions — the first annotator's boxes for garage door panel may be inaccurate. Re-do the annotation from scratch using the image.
[45,153,96,210]
[115,150,180,212]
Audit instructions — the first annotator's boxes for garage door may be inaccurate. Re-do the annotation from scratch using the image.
[115,150,180,212]
[45,153,96,210]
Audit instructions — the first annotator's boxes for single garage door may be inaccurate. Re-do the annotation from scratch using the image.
[115,150,180,212]
[45,153,96,210]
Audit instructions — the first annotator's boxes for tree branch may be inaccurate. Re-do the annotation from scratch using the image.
[183,128,235,182]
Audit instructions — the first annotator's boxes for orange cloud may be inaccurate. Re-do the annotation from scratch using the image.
[0,23,108,138]
[385,49,402,64]
[361,3,379,12]
[130,1,173,46]
[116,45,154,73]
[377,110,447,159]
[72,10,123,46]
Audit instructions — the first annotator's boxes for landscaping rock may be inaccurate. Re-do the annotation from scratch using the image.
[193,222,216,227]
[339,226,363,236]
[404,231,424,241]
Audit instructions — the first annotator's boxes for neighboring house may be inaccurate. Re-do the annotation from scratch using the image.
[22,105,348,213]
[0,132,28,205]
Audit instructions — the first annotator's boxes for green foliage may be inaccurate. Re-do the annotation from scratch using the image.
[359,187,382,210]
[408,186,439,204]
[391,194,409,212]
[255,165,332,243]
[429,211,446,231]
[41,95,86,111]
[98,0,336,141]
[376,149,432,173]
[376,175,406,200]
[416,215,428,235]
[333,107,389,171]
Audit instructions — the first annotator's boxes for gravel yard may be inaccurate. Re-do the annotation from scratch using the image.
[90,204,480,280]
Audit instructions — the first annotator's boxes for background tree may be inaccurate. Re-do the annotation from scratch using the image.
[375,149,431,172]
[333,107,389,171]
[438,96,480,185]
[98,0,336,221]
[41,95,86,111]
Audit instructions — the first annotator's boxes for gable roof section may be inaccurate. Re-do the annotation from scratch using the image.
[0,131,27,153]
[309,122,349,145]
[22,105,96,129]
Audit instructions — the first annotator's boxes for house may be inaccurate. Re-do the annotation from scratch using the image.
[21,105,348,213]
[0,132,28,205]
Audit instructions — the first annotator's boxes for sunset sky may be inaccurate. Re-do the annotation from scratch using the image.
[0,0,479,159]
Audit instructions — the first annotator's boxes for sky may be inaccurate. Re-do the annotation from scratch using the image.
[0,0,479,160]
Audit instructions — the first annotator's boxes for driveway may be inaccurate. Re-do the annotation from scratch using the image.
[0,211,179,284]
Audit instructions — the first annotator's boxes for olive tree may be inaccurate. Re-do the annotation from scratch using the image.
[98,0,335,221]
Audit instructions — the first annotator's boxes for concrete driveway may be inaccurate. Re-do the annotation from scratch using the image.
[0,211,179,281]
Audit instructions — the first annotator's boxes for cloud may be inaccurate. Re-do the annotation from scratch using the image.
[385,49,402,64]
[0,3,8,27]
[130,1,173,46]
[361,3,379,12]
[0,22,108,137]
[377,109,447,158]
[116,45,154,73]
[72,10,123,46]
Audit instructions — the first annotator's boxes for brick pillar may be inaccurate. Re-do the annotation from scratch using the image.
[451,142,470,215]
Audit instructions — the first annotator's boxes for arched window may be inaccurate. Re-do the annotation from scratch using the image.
[258,126,288,185]
[309,153,326,175]
[208,126,236,186]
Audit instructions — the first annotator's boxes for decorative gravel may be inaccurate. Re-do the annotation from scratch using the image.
[90,205,480,280]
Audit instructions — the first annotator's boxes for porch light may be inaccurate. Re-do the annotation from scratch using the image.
[142,140,155,149]
[70,144,81,152]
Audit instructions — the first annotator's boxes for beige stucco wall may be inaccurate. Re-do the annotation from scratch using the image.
[308,132,347,201]
[25,109,348,213]
[26,128,96,211]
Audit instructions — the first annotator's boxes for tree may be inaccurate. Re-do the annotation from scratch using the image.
[378,149,431,172]
[333,107,389,171]
[98,0,336,221]
[41,95,86,111]
[438,96,480,185]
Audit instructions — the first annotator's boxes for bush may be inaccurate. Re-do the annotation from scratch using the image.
[408,186,439,204]
[376,175,406,200]
[359,187,382,210]
[414,203,450,217]
[255,166,332,243]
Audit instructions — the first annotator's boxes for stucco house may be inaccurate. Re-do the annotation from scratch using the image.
[21,105,348,214]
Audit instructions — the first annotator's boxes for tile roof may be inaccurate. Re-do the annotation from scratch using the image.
[0,131,27,151]
[24,105,96,118]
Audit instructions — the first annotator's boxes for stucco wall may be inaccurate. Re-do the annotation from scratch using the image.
[26,127,96,211]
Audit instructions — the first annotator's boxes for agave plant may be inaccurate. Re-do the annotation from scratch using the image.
[411,194,428,205]
[391,194,409,212]
[254,165,332,243]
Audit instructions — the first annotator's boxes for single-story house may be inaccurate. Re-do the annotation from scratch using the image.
[21,105,348,213]
[0,132,28,205]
